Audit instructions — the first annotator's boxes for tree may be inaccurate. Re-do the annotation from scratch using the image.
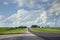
[18,26,27,28]
[31,25,40,28]
[24,26,27,28]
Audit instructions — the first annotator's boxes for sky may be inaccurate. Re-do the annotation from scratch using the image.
[0,0,60,27]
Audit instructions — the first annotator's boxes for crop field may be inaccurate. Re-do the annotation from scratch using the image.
[31,28,60,34]
[0,28,27,35]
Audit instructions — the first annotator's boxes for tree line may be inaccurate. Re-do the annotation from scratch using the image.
[1,25,49,30]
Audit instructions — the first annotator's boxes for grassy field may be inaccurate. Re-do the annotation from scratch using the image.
[0,28,27,35]
[31,28,60,34]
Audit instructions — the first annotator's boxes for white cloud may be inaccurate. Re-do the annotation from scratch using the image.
[3,1,8,5]
[14,0,49,9]
[48,0,60,16]
[40,11,47,24]
[0,15,5,21]
[34,17,40,24]
[46,0,60,26]
[0,9,44,27]
[0,0,60,27]
[46,22,55,25]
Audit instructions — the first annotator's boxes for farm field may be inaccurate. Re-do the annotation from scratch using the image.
[31,28,60,34]
[0,28,27,35]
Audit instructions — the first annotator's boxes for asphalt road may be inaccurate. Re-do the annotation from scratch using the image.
[0,29,60,40]
[0,29,44,40]
[29,29,60,40]
[23,29,44,40]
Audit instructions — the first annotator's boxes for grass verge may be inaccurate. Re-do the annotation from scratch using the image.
[0,28,27,35]
[31,28,60,34]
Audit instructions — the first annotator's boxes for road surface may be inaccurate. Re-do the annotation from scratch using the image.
[29,29,60,40]
[0,29,44,40]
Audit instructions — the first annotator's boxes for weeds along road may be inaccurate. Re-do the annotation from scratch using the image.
[0,29,44,40]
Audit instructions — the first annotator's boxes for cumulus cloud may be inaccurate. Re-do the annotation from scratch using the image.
[0,0,60,27]
[14,0,50,9]
[48,0,60,16]
[40,11,47,24]
[0,9,43,27]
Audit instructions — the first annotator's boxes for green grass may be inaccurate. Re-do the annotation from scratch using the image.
[31,28,60,34]
[0,28,27,35]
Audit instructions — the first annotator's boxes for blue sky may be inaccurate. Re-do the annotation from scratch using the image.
[0,0,60,27]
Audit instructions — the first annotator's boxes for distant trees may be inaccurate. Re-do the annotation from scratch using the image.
[6,26,27,30]
[31,25,50,28]
[18,26,27,28]
[4,25,50,29]
[31,25,40,28]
